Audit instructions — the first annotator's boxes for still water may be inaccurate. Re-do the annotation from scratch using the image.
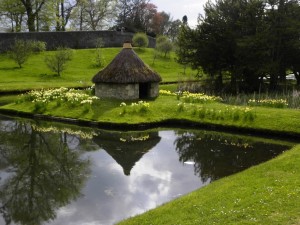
[0,115,294,225]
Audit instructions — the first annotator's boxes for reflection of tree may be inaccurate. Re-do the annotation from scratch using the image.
[93,131,161,175]
[0,119,91,225]
[174,131,288,183]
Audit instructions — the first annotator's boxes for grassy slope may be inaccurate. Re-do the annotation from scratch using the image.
[117,144,300,225]
[0,48,194,92]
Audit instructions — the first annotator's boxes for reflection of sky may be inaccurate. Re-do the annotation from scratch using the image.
[46,131,205,225]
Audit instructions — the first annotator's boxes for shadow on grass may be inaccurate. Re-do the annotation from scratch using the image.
[0,66,20,71]
[91,99,119,120]
[38,73,63,80]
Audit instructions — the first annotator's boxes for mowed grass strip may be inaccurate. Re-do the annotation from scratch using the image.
[117,143,300,225]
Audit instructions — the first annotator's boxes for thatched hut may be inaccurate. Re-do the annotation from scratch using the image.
[92,42,162,100]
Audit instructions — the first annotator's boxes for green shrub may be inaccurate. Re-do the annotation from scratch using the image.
[45,47,73,76]
[156,36,173,57]
[29,40,47,53]
[8,39,32,68]
[92,38,105,68]
[132,33,149,49]
[8,40,46,68]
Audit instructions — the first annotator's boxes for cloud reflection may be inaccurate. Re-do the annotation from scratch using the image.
[48,131,202,225]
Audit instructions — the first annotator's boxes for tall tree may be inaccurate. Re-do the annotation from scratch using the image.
[150,11,171,35]
[70,0,117,30]
[177,0,300,92]
[116,0,149,32]
[19,0,46,31]
[55,0,78,31]
[0,0,25,32]
[166,19,182,42]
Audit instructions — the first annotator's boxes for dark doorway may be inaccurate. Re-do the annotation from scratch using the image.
[139,83,150,99]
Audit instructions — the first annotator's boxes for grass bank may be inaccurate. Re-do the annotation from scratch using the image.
[1,90,300,137]
[117,143,300,225]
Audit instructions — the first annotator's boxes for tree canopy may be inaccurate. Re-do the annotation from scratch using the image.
[0,0,181,37]
[176,0,300,92]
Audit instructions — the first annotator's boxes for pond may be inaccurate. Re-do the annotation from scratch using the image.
[0,115,295,225]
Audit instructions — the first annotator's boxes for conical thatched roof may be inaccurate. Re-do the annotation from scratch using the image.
[93,130,161,176]
[92,43,162,84]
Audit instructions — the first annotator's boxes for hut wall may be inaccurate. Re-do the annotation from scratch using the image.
[95,83,139,99]
[149,83,159,98]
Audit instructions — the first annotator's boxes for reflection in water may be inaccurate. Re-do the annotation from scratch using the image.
[0,115,294,225]
[0,118,91,225]
[174,130,289,182]
[93,131,161,175]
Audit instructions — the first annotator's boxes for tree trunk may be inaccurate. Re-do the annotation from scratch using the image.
[56,2,61,31]
[215,71,223,92]
[269,73,278,91]
[230,72,238,94]
[27,13,36,32]
[61,0,65,31]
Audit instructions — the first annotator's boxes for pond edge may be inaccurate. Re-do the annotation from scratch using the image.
[0,108,299,141]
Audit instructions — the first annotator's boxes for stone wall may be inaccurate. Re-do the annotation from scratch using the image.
[95,82,160,100]
[0,31,156,51]
[95,83,139,100]
[149,83,159,98]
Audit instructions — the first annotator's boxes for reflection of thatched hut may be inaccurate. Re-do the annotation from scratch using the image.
[92,42,162,100]
[93,131,161,175]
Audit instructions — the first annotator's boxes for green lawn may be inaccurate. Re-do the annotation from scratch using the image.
[0,48,195,92]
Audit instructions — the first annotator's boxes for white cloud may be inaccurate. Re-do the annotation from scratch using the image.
[151,0,207,27]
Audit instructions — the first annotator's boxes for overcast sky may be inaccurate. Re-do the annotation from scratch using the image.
[151,0,208,27]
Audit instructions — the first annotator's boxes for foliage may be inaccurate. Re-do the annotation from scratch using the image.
[7,39,46,68]
[93,38,105,68]
[180,91,223,104]
[159,89,176,96]
[132,32,149,49]
[116,0,172,35]
[248,99,288,108]
[45,47,73,76]
[21,87,99,113]
[0,119,90,224]
[70,0,117,31]
[176,0,300,92]
[119,101,150,115]
[0,0,25,32]
[29,40,47,53]
[8,39,33,68]
[221,90,300,109]
[156,36,173,57]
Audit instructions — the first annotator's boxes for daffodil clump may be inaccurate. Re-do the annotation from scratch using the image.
[177,103,255,122]
[180,91,223,104]
[20,87,99,112]
[159,89,222,104]
[159,89,176,96]
[119,101,150,115]
[248,99,288,108]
